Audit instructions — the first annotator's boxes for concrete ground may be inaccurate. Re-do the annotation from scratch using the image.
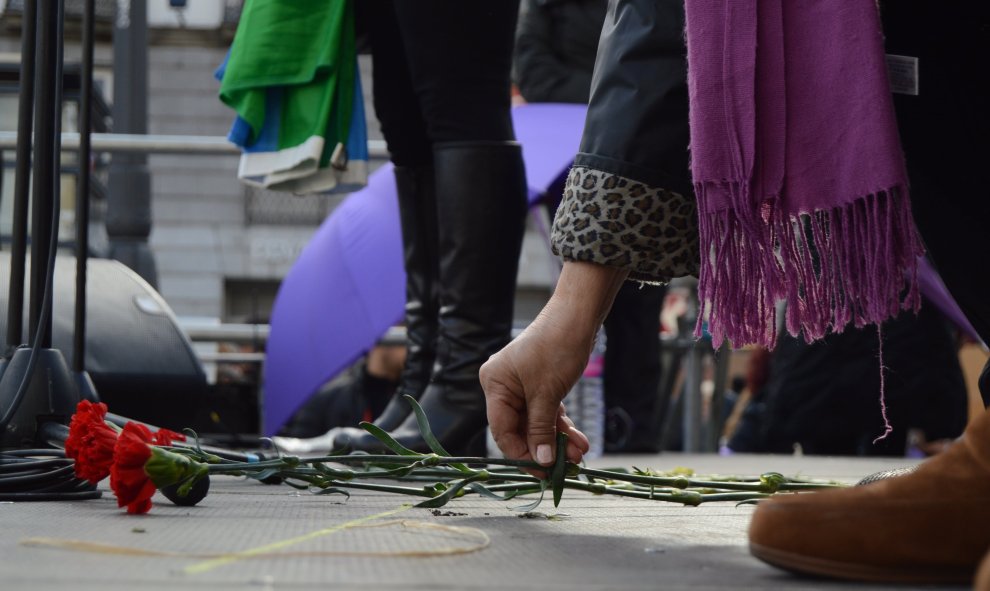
[0,452,966,591]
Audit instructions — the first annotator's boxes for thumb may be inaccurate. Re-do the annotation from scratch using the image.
[527,397,561,466]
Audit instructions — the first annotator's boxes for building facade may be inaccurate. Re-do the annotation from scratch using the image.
[0,2,555,329]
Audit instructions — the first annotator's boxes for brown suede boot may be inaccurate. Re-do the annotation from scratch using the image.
[977,549,990,591]
[749,409,990,585]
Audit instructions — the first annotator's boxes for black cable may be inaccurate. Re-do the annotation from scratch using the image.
[0,491,101,501]
[0,448,100,502]
[0,457,68,472]
[0,3,95,505]
[0,0,65,435]
[73,0,95,372]
[6,0,37,348]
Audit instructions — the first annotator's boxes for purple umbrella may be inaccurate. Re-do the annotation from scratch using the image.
[263,103,588,435]
[917,256,983,346]
[513,103,587,204]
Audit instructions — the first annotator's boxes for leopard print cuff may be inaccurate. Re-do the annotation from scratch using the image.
[550,166,700,283]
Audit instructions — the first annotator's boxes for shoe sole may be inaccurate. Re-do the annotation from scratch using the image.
[750,542,973,585]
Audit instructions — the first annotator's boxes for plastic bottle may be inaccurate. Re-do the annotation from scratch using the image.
[564,328,606,459]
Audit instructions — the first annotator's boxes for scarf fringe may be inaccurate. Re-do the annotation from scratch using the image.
[694,184,923,349]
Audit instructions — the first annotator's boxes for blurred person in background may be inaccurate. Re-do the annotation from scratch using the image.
[725,297,967,457]
[278,344,406,441]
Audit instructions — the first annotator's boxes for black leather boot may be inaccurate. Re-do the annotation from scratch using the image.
[318,165,440,450]
[371,165,441,429]
[338,141,528,455]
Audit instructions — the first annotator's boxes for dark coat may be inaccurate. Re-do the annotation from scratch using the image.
[277,363,396,438]
[573,0,693,196]
[513,0,607,104]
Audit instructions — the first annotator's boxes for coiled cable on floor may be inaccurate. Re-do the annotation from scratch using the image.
[0,448,101,502]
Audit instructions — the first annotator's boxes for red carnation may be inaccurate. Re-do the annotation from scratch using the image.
[110,422,157,514]
[65,400,118,484]
[152,428,186,446]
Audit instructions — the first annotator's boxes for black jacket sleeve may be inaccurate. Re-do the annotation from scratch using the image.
[574,0,691,194]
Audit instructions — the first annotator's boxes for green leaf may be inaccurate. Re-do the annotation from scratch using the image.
[550,432,568,507]
[282,479,310,490]
[364,456,442,479]
[403,395,473,474]
[502,486,544,500]
[510,480,548,512]
[313,487,351,498]
[467,482,508,501]
[182,428,201,450]
[359,421,420,456]
[415,473,488,509]
[404,395,450,455]
[249,468,280,481]
[313,462,355,480]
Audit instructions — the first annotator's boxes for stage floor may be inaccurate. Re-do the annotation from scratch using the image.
[0,453,964,591]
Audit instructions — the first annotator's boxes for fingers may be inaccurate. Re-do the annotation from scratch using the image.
[482,347,561,467]
[526,392,565,466]
[481,338,587,472]
[557,407,591,452]
[557,407,589,464]
[484,387,527,459]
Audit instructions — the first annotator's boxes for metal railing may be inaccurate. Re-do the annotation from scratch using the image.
[0,131,390,157]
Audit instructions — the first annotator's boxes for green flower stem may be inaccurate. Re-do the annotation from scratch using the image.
[289,477,439,498]
[390,469,542,484]
[305,455,543,471]
[153,396,846,512]
[478,482,546,493]
[578,467,710,489]
[206,459,298,472]
[771,482,843,491]
[559,479,702,505]
[693,492,773,503]
[576,468,837,493]
[206,460,833,496]
[202,455,544,478]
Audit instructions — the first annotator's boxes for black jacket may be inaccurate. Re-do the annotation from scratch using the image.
[278,363,396,438]
[513,0,607,104]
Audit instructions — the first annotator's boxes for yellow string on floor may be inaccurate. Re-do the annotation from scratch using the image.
[20,506,491,575]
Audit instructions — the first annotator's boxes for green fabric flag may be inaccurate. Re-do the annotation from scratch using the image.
[220,0,361,192]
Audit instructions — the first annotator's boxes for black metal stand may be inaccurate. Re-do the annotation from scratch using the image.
[4,0,36,353]
[73,0,99,404]
[0,0,85,448]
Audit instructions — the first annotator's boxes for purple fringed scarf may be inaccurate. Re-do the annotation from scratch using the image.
[685,0,924,348]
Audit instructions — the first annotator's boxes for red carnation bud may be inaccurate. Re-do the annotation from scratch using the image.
[65,400,118,484]
[152,428,187,446]
[109,422,157,514]
[109,422,208,515]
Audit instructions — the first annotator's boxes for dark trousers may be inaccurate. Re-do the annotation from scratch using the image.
[602,282,666,452]
[356,1,520,166]
[882,2,990,402]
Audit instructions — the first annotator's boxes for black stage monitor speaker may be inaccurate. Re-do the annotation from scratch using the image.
[1,255,208,430]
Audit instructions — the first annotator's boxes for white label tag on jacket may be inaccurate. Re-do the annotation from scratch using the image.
[886,54,919,95]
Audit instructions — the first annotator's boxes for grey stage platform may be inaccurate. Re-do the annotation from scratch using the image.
[0,453,965,591]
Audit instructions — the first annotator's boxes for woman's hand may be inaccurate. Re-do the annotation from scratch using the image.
[480,262,628,472]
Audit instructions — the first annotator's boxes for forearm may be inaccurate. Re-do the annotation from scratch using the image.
[538,261,628,353]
